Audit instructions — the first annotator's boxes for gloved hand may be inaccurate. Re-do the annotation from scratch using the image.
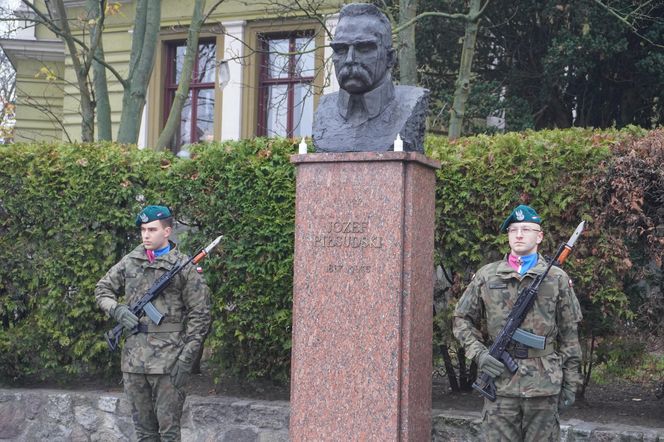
[559,384,576,411]
[170,356,193,389]
[478,349,506,378]
[112,304,138,331]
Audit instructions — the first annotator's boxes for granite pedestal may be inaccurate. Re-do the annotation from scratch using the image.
[290,151,439,441]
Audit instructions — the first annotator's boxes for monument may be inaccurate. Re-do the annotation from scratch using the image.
[290,4,438,441]
[312,3,429,153]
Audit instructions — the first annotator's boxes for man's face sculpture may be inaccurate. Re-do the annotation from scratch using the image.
[331,15,394,94]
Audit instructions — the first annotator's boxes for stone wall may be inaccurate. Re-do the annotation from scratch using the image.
[1,389,663,441]
[0,389,289,442]
[431,411,664,442]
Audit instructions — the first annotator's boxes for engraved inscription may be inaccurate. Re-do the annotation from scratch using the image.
[310,219,383,249]
[325,221,369,234]
[327,264,371,274]
[307,218,383,278]
[313,235,383,248]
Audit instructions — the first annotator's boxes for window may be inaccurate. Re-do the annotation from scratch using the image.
[164,40,216,150]
[257,32,315,138]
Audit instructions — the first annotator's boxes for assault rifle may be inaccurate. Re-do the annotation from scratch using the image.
[104,235,223,351]
[472,221,585,401]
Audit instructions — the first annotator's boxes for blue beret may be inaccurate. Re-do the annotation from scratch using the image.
[135,205,172,226]
[500,205,541,232]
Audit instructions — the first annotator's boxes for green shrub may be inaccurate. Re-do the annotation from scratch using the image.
[0,128,661,384]
[164,138,296,382]
[427,126,661,387]
[590,338,663,385]
[0,142,172,380]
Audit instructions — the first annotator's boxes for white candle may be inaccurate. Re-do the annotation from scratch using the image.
[394,133,403,152]
[298,137,307,154]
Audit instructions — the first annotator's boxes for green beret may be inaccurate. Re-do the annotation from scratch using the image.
[500,204,541,232]
[135,205,172,226]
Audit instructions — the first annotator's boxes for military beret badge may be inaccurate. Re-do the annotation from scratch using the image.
[135,205,173,226]
[500,204,541,232]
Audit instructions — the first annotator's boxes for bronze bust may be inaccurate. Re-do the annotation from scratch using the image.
[313,3,429,153]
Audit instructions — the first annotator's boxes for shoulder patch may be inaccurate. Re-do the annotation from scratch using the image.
[196,266,204,274]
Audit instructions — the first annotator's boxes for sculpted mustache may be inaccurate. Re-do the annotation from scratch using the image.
[338,64,372,84]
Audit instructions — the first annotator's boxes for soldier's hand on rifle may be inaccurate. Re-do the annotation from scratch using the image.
[478,349,506,378]
[558,384,576,410]
[170,354,193,388]
[112,304,139,331]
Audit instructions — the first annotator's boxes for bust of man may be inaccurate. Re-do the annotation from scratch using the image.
[313,3,429,153]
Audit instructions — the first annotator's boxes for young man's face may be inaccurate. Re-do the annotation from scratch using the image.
[507,222,543,256]
[140,220,172,251]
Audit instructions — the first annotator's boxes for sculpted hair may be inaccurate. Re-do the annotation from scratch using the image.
[338,3,392,48]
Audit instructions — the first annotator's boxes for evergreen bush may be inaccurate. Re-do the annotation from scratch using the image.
[0,129,661,384]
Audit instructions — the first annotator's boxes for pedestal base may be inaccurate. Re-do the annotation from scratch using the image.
[290,152,439,441]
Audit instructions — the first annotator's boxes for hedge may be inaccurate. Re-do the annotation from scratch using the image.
[0,128,661,383]
[429,127,663,383]
[0,142,171,380]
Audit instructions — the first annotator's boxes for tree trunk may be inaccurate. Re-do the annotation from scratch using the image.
[398,0,418,85]
[579,332,596,399]
[94,50,112,141]
[52,0,95,141]
[448,0,482,140]
[155,0,207,151]
[87,0,112,141]
[440,343,460,392]
[77,72,95,142]
[116,0,161,144]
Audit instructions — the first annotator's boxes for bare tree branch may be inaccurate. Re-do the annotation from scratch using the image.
[591,0,664,49]
[156,0,208,150]
[203,0,226,23]
[16,85,73,142]
[20,1,126,85]
[392,0,491,35]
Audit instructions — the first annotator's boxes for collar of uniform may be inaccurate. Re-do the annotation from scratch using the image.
[128,241,178,263]
[528,254,550,276]
[496,253,547,279]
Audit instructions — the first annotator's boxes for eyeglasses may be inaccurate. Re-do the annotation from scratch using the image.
[507,226,541,235]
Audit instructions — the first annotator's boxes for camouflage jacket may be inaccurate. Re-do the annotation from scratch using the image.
[453,254,582,397]
[95,242,211,374]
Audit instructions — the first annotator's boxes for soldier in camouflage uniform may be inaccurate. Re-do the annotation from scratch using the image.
[453,205,582,442]
[96,205,211,442]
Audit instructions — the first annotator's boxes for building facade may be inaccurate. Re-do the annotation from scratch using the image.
[0,0,342,150]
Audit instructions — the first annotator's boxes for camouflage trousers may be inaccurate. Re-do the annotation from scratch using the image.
[481,395,559,442]
[123,372,187,442]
